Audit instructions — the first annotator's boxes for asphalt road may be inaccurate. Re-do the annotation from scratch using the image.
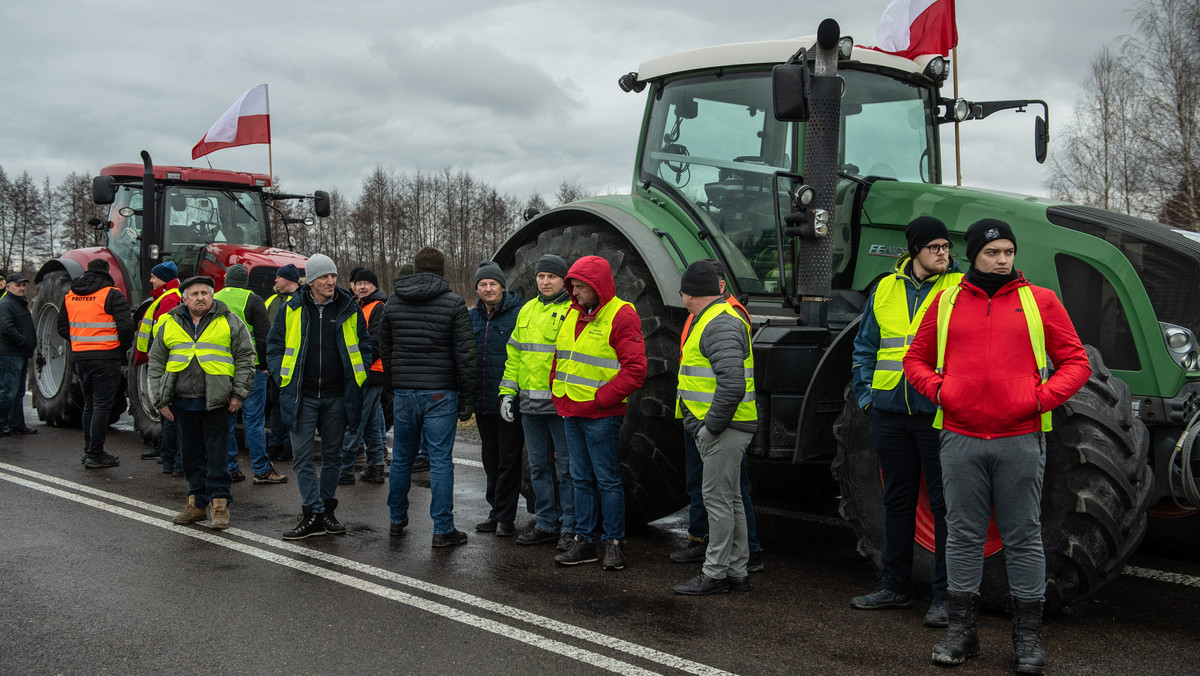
[2,396,1199,675]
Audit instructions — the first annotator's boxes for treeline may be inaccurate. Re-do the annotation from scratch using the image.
[0,168,108,279]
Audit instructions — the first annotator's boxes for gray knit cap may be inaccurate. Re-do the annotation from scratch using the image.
[474,260,507,288]
[224,264,249,289]
[304,254,338,282]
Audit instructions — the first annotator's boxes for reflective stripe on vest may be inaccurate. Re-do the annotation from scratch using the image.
[136,288,181,353]
[870,271,962,391]
[552,299,631,402]
[675,302,756,422]
[498,296,570,406]
[159,315,235,376]
[362,299,384,373]
[278,304,367,388]
[65,289,119,351]
[932,285,1052,432]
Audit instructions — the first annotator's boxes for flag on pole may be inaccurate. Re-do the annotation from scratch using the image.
[875,0,957,59]
[191,84,271,160]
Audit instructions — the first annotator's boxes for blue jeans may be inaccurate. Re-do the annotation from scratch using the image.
[683,427,760,552]
[228,370,270,476]
[524,413,574,534]
[564,415,625,543]
[289,396,346,513]
[174,405,233,505]
[342,385,386,471]
[388,390,458,534]
[0,355,27,430]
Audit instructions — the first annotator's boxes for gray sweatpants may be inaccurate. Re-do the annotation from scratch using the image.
[696,426,752,580]
[940,430,1047,601]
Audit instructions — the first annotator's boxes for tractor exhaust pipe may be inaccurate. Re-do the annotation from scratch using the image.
[139,150,158,300]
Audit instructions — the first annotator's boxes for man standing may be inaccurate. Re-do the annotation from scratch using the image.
[848,217,962,627]
[380,247,477,547]
[552,255,646,571]
[671,260,756,595]
[905,219,1090,672]
[340,267,389,484]
[134,261,181,468]
[57,259,134,468]
[268,254,369,540]
[148,276,255,530]
[214,264,287,485]
[0,273,37,437]
[265,263,300,461]
[469,261,524,537]
[500,254,574,550]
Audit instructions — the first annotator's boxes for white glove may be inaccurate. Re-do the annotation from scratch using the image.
[499,395,515,423]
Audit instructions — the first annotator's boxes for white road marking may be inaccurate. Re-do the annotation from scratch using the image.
[1122,565,1200,588]
[0,463,734,676]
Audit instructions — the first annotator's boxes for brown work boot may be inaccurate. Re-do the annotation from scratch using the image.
[173,495,207,524]
[209,498,230,530]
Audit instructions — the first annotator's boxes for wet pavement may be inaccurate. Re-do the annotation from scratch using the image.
[2,396,1199,675]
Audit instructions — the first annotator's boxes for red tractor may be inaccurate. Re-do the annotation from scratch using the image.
[30,151,328,444]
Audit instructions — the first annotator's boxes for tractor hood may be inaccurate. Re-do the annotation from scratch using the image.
[198,243,309,296]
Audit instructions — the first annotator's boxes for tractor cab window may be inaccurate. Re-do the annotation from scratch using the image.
[106,185,144,288]
[162,186,267,249]
[839,70,937,184]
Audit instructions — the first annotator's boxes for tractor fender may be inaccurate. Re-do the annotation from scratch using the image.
[496,200,689,310]
[795,315,861,462]
[34,248,130,300]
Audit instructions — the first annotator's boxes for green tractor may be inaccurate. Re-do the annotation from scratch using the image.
[494,20,1199,609]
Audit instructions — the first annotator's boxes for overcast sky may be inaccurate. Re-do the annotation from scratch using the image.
[0,1,1137,207]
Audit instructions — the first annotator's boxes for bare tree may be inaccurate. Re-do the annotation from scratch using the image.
[554,180,591,206]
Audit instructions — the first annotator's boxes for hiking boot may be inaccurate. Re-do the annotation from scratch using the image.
[669,538,707,563]
[932,592,981,666]
[230,469,246,482]
[1012,598,1047,674]
[84,453,120,469]
[323,499,346,534]
[162,463,174,474]
[728,575,751,592]
[496,522,515,537]
[389,518,409,536]
[338,472,355,485]
[747,549,764,573]
[411,455,430,472]
[208,498,230,530]
[173,495,208,524]
[673,573,729,595]
[361,465,386,483]
[432,529,468,548]
[554,537,597,565]
[516,527,559,546]
[141,449,160,459]
[475,518,498,533]
[172,468,185,478]
[602,539,627,571]
[252,465,289,484]
[925,595,950,628]
[851,586,913,610]
[11,427,36,435]
[556,532,574,552]
[283,510,327,540]
[355,447,367,471]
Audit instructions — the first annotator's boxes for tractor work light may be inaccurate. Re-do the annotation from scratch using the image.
[937,98,971,123]
[618,72,645,93]
[793,184,815,207]
[149,244,160,261]
[838,37,854,59]
[923,56,949,85]
[1161,322,1200,371]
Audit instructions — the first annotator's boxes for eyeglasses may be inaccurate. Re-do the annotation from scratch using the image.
[923,243,952,253]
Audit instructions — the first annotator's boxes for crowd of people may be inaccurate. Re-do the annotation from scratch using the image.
[0,215,1083,673]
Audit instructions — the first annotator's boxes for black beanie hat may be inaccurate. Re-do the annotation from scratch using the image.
[224,264,249,289]
[964,218,1017,265]
[87,258,109,273]
[414,247,444,276]
[348,266,366,283]
[534,254,568,279]
[905,216,950,256]
[356,268,379,288]
[474,261,507,288]
[680,259,721,297]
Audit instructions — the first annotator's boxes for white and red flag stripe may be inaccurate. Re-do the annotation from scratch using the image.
[875,0,958,59]
[191,84,271,160]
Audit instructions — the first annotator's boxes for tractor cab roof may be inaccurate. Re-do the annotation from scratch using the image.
[636,34,933,81]
[100,163,271,188]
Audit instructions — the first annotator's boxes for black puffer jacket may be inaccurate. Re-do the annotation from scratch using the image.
[55,269,135,361]
[0,292,36,358]
[379,273,477,397]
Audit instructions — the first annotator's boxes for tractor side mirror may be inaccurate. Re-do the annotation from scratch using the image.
[92,176,117,205]
[773,60,811,122]
[313,190,331,218]
[1035,116,1048,164]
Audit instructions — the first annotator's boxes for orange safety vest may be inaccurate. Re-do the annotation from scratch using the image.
[65,288,119,352]
[362,299,383,373]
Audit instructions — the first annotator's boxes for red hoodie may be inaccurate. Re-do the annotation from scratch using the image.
[134,277,182,365]
[903,274,1090,440]
[551,255,647,418]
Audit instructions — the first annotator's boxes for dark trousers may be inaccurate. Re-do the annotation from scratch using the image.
[75,359,121,457]
[867,407,947,597]
[267,378,291,451]
[159,416,181,472]
[174,406,233,506]
[476,412,525,525]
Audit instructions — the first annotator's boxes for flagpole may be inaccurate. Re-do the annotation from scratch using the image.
[269,142,274,192]
[953,46,962,186]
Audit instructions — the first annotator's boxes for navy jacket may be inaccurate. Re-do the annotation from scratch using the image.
[469,289,522,414]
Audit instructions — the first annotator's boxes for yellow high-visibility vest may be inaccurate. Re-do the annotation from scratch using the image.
[674,302,756,422]
[499,295,570,406]
[870,271,962,391]
[135,288,181,353]
[159,315,235,376]
[552,299,631,402]
[278,304,366,388]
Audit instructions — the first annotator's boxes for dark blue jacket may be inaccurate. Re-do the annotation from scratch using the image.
[266,284,368,430]
[470,289,522,414]
[0,292,35,358]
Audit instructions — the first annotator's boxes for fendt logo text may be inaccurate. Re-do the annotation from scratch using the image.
[867,244,906,258]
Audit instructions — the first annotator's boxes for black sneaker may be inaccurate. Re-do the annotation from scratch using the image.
[140,449,161,459]
[475,518,498,533]
[556,532,574,552]
[602,539,627,571]
[496,522,515,537]
[361,465,387,483]
[554,537,598,566]
[669,539,706,563]
[673,572,729,595]
[728,575,751,592]
[411,455,430,472]
[323,512,346,535]
[851,586,913,610]
[747,549,764,573]
[432,530,468,548]
[516,528,559,546]
[11,427,36,435]
[84,453,120,469]
[338,472,355,485]
[282,512,327,540]
[230,469,246,482]
[389,518,409,536]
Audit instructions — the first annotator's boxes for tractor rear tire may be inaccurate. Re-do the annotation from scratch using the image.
[127,352,161,447]
[30,271,84,427]
[499,223,689,525]
[832,345,1151,611]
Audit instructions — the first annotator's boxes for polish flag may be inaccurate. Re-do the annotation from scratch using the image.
[191,84,271,160]
[875,0,958,60]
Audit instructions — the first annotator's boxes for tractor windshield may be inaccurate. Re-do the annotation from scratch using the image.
[640,68,937,295]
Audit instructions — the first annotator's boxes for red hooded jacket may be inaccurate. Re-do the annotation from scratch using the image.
[551,255,647,418]
[903,274,1090,440]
